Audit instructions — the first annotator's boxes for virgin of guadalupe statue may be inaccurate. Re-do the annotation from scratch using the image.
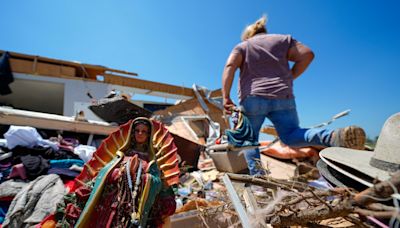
[55,117,180,228]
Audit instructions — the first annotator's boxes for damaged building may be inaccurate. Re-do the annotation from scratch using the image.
[0,50,399,228]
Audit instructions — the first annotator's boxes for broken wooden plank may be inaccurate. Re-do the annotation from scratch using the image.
[104,73,196,98]
[243,186,259,214]
[222,174,252,228]
[1,49,138,77]
[0,107,117,135]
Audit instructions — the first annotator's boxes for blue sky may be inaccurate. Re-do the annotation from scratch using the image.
[1,0,399,139]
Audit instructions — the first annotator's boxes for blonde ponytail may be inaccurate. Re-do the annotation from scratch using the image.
[241,15,268,41]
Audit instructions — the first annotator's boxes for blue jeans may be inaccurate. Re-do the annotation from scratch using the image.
[240,96,333,175]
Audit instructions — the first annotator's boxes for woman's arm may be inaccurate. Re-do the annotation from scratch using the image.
[288,42,314,79]
[222,52,242,114]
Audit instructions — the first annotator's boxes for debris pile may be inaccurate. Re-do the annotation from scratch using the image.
[0,54,399,227]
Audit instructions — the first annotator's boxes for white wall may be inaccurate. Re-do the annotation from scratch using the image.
[0,75,64,114]
[10,73,190,121]
[63,79,108,117]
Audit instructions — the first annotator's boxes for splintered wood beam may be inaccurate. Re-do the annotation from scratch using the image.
[1,50,138,77]
[222,174,252,228]
[243,187,259,214]
[210,89,222,98]
[103,73,195,97]
[0,107,117,135]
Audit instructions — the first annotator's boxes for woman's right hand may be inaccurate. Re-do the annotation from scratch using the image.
[223,97,236,115]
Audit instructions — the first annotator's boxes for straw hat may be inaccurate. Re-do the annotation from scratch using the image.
[319,112,400,187]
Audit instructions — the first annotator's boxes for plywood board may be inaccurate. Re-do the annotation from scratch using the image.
[0,107,117,135]
[261,154,296,179]
[10,59,76,78]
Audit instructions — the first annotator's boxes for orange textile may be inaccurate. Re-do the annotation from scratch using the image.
[260,140,318,159]
[36,214,55,228]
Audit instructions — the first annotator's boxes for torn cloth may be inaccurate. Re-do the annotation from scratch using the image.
[225,112,259,147]
[2,174,66,228]
[0,179,28,199]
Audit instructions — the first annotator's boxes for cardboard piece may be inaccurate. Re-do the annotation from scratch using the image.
[209,150,248,173]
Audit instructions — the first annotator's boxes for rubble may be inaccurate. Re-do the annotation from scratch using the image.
[0,50,399,227]
[1,108,399,227]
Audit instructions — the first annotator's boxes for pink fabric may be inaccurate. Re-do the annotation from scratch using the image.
[75,185,92,202]
[8,163,27,179]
